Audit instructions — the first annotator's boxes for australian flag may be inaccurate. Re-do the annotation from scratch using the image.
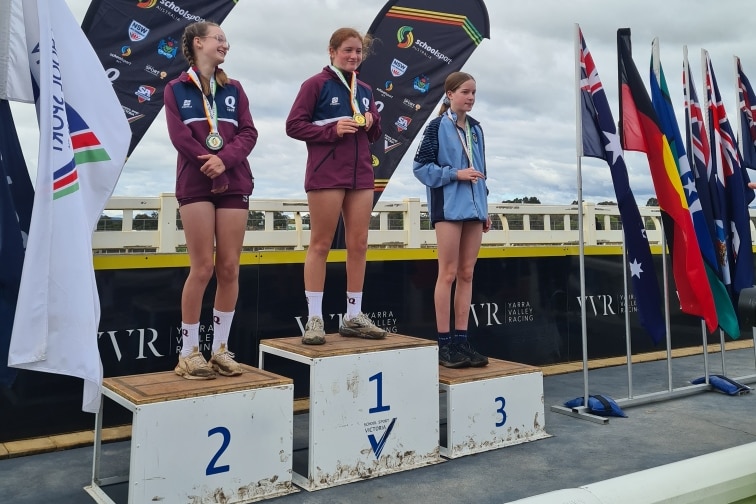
[683,61,740,338]
[0,100,34,386]
[704,52,754,302]
[578,28,665,343]
[737,57,756,170]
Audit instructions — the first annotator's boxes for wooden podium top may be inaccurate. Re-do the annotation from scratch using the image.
[260,333,436,358]
[439,358,541,386]
[103,364,292,405]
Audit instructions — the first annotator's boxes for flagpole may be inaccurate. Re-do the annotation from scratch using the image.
[651,38,674,393]
[683,45,710,384]
[573,23,590,407]
[722,54,740,380]
[735,56,742,158]
[704,49,730,377]
[622,233,633,397]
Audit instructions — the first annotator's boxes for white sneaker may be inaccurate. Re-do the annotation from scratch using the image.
[209,344,243,376]
[175,347,216,380]
[302,316,326,345]
[339,312,387,339]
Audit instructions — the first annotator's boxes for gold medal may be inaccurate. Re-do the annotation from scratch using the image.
[206,132,223,151]
[353,113,366,126]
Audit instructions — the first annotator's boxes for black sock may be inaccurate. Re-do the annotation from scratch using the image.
[453,330,468,345]
[438,332,452,346]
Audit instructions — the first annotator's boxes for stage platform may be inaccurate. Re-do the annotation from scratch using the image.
[2,347,756,503]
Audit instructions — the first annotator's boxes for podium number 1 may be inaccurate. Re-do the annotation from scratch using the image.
[206,426,231,475]
[369,372,391,413]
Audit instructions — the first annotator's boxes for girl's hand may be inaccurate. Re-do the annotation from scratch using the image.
[198,154,226,179]
[483,215,492,233]
[335,118,360,137]
[457,167,484,183]
[364,112,374,130]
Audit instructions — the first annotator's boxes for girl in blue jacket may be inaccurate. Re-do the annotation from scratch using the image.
[413,72,490,368]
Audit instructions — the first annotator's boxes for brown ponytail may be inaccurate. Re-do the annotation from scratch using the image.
[438,71,475,116]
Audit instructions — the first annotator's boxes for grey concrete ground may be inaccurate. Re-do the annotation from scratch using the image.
[3,348,756,504]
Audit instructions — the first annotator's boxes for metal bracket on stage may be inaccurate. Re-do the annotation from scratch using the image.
[550,404,608,425]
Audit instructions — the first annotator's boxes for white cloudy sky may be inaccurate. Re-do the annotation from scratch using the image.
[9,0,756,205]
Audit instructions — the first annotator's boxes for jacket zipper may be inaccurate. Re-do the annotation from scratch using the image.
[353,134,358,188]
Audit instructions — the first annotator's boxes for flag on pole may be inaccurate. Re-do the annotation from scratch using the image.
[0,100,34,386]
[704,51,754,304]
[650,40,737,337]
[359,0,491,205]
[617,28,717,333]
[0,1,33,102]
[7,0,131,413]
[81,0,238,156]
[684,59,719,272]
[578,27,665,343]
[736,57,756,170]
[682,54,741,338]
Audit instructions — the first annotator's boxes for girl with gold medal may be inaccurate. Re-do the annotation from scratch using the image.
[286,27,384,345]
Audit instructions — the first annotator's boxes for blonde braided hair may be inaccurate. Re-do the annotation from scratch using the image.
[180,21,229,93]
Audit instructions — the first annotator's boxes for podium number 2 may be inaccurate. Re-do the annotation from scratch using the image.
[495,396,507,427]
[206,426,231,475]
[369,372,391,413]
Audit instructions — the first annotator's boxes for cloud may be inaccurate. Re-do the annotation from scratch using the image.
[9,0,756,206]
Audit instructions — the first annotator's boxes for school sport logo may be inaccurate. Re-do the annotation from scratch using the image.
[396,26,414,49]
[54,105,113,200]
[366,418,396,458]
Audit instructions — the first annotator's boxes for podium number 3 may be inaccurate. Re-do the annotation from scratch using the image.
[206,426,231,475]
[495,397,507,427]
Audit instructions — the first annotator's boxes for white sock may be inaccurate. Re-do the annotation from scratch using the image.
[180,322,200,357]
[346,291,362,319]
[306,291,323,319]
[212,308,234,353]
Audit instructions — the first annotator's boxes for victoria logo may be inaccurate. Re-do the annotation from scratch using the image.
[368,418,396,458]
[396,26,414,49]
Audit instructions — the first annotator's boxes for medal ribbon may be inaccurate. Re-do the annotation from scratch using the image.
[187,67,218,135]
[329,65,360,117]
[446,109,474,167]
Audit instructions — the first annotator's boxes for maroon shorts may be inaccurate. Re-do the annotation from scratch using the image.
[178,193,250,209]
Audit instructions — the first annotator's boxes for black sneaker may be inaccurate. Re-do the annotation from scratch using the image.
[455,340,489,367]
[439,343,471,368]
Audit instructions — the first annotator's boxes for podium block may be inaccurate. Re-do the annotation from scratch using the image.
[439,358,549,459]
[259,334,441,491]
[85,365,297,504]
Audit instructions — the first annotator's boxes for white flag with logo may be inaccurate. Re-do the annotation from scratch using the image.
[0,0,33,102]
[8,0,131,413]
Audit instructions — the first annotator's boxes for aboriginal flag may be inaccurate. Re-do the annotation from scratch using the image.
[617,28,717,333]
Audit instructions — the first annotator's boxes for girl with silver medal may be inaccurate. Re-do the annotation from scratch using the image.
[164,21,258,380]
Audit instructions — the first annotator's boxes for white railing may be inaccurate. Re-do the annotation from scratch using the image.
[92,193,756,254]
